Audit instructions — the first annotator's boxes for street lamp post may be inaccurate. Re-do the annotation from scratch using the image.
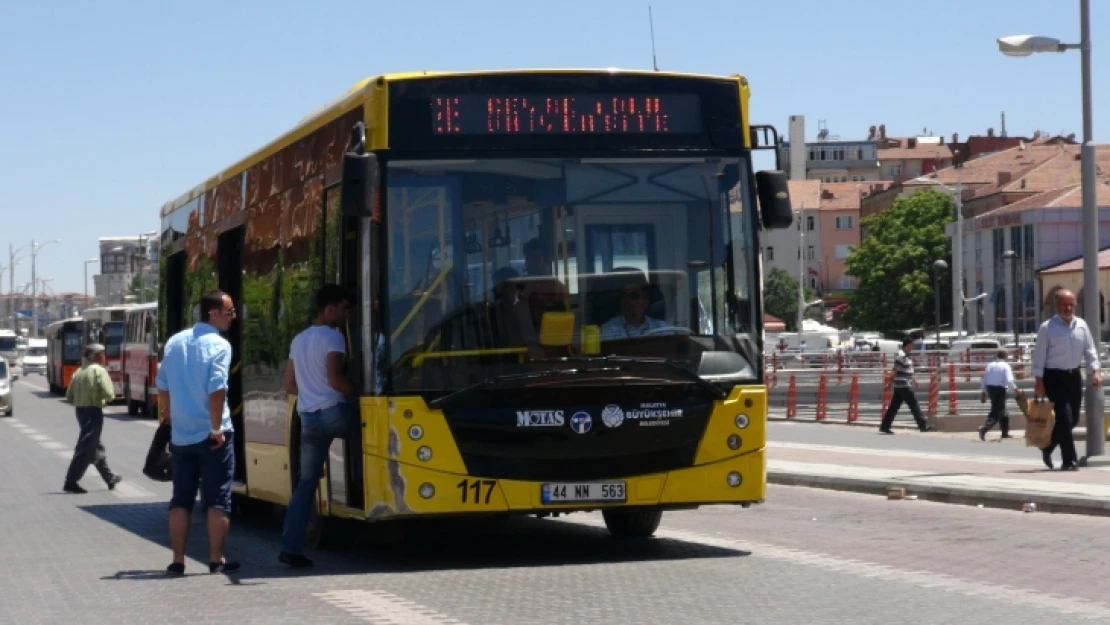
[84,258,99,311]
[8,243,31,330]
[913,172,965,334]
[29,238,62,337]
[1002,250,1020,348]
[999,0,1103,460]
[932,259,948,346]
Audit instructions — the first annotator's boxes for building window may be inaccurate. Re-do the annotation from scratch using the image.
[809,276,818,289]
[807,245,815,260]
[835,216,854,230]
[765,246,774,261]
[807,216,815,231]
[838,275,855,289]
[835,245,852,259]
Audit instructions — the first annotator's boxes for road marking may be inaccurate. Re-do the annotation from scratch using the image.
[4,418,23,425]
[54,450,72,460]
[27,434,50,442]
[561,517,1110,621]
[19,427,40,435]
[110,480,155,498]
[315,590,467,625]
[17,380,48,391]
[39,441,67,451]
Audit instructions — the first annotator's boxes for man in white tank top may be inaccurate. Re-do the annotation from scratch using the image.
[279,284,355,568]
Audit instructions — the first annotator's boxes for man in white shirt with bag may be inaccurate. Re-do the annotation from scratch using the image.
[978,349,1022,441]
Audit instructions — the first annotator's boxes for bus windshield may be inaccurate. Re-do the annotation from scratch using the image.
[63,331,83,364]
[0,336,16,353]
[384,157,759,395]
[103,323,125,358]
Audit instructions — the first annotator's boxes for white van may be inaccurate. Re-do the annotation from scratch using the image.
[21,338,47,376]
[948,338,1002,362]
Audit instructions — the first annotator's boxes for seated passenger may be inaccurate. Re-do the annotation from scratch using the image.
[600,277,673,340]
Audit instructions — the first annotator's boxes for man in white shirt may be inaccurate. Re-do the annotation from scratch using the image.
[600,275,672,341]
[1031,289,1101,471]
[279,284,355,567]
[978,349,1022,441]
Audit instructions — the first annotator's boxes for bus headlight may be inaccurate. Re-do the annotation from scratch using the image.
[727,434,742,450]
[418,483,435,499]
[734,414,750,429]
[408,425,424,441]
[417,446,433,462]
[727,471,743,488]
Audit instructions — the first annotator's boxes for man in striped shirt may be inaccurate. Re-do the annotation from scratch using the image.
[879,337,933,434]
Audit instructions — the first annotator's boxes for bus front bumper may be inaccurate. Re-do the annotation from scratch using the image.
[362,449,766,519]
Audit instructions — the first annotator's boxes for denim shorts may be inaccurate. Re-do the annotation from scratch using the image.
[169,431,235,513]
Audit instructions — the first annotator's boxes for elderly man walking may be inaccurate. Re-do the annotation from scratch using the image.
[63,343,123,494]
[1031,289,1101,471]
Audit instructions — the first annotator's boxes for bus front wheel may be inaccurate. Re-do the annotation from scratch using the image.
[602,508,663,538]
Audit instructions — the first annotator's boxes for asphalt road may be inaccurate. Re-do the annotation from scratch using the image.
[4,377,1108,624]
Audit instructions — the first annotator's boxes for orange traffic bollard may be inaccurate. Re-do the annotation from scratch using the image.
[786,374,797,419]
[816,373,828,421]
[948,361,958,415]
[928,368,939,417]
[881,370,893,416]
[847,373,860,423]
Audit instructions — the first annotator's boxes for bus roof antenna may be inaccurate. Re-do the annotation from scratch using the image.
[649,6,659,71]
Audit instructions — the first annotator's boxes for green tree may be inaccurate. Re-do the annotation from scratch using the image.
[844,189,953,335]
[764,267,813,331]
[125,273,157,304]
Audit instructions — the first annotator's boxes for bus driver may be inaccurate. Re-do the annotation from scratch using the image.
[600,275,673,341]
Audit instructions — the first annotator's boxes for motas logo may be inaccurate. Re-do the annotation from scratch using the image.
[516,410,565,427]
[601,405,625,428]
[569,411,593,434]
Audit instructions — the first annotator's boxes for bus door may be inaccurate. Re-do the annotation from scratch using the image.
[576,205,689,331]
[324,178,375,512]
[218,226,247,483]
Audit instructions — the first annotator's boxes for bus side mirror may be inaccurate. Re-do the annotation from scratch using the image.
[341,121,378,218]
[755,170,793,230]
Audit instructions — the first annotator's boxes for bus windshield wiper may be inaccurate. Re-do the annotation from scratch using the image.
[565,355,727,400]
[426,366,624,409]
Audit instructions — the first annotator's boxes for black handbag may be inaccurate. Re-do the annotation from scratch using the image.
[143,422,173,482]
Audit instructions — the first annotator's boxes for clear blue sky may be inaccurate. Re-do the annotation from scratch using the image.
[1,0,1106,294]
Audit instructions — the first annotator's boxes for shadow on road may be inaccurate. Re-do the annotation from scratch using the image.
[80,502,747,583]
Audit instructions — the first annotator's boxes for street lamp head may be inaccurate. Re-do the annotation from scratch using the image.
[932,259,948,271]
[997,34,1064,57]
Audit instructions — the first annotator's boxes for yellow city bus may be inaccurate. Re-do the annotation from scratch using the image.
[157,69,793,543]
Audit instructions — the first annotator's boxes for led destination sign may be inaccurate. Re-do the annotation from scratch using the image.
[431,94,702,135]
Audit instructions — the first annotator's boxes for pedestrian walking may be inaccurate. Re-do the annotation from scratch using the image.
[279,284,356,568]
[63,343,122,494]
[155,290,239,575]
[878,337,934,434]
[978,349,1022,441]
[1031,289,1100,471]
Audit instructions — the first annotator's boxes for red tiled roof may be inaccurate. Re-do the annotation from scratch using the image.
[787,180,822,211]
[1039,246,1110,274]
[789,180,894,212]
[878,143,953,161]
[980,182,1110,217]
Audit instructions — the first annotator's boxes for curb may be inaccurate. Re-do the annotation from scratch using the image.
[768,470,1110,518]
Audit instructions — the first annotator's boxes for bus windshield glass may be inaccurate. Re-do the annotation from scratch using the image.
[63,331,83,364]
[0,336,16,353]
[103,323,124,358]
[384,157,759,395]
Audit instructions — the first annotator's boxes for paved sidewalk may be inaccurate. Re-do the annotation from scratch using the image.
[768,440,1110,517]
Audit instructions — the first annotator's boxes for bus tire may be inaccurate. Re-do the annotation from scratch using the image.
[125,379,140,415]
[602,508,663,538]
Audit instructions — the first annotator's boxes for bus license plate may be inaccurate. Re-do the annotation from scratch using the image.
[542,482,626,504]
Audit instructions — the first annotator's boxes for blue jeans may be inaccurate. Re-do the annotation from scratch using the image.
[281,402,356,554]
